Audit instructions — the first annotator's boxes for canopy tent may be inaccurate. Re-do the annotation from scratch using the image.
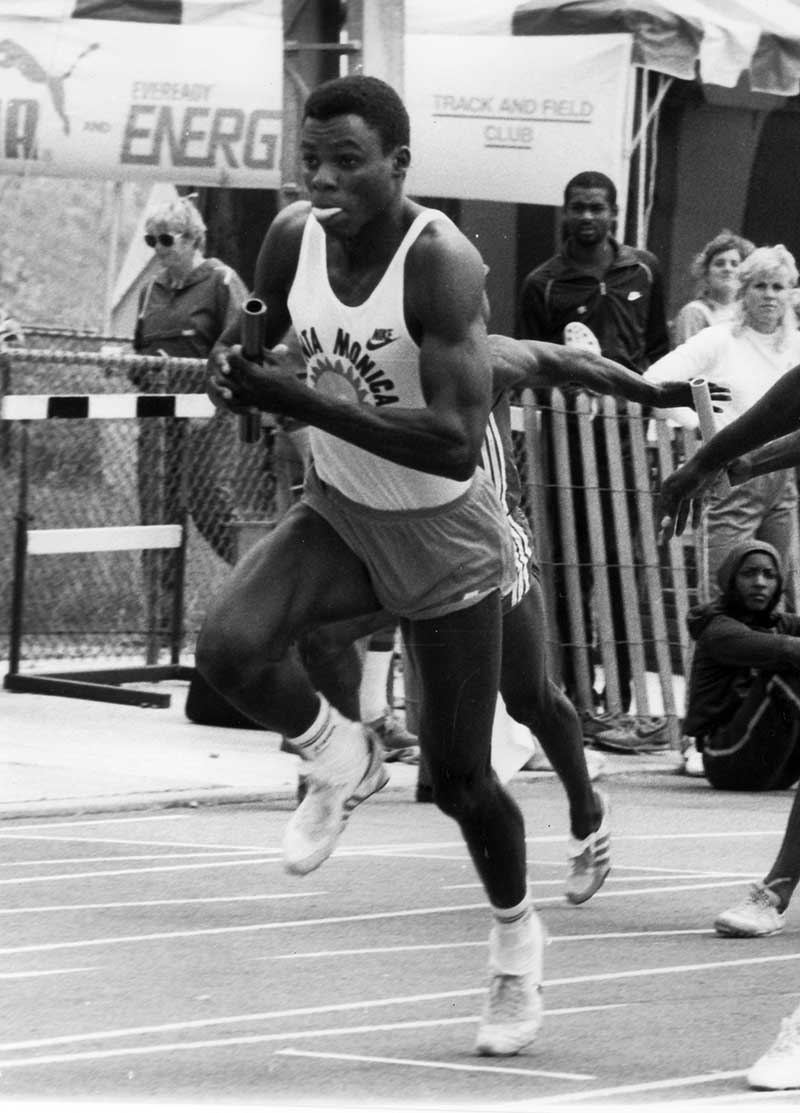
[512,0,800,96]
[509,0,800,272]
[512,0,800,315]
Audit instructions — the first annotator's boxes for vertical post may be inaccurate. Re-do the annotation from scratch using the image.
[637,68,648,250]
[0,352,10,468]
[169,413,191,666]
[103,181,123,336]
[345,0,404,87]
[8,422,30,676]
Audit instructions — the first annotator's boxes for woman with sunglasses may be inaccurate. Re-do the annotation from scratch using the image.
[132,195,252,720]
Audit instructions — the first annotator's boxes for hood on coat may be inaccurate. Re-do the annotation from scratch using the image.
[687,539,783,639]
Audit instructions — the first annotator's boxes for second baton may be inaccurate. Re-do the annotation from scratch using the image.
[238,297,268,443]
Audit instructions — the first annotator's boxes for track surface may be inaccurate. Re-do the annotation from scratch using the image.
[2,775,800,1111]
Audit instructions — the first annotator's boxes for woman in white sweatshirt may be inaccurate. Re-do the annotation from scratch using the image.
[645,244,800,599]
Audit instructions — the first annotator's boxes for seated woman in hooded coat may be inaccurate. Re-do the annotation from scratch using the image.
[684,539,800,792]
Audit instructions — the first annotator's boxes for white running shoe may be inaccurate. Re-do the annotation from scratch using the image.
[474,911,545,1056]
[474,971,543,1056]
[680,738,705,778]
[565,790,611,904]
[748,1005,800,1090]
[283,720,388,875]
[714,883,785,937]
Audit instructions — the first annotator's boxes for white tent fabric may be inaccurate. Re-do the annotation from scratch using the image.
[0,1,274,24]
[512,0,800,95]
[405,1,519,35]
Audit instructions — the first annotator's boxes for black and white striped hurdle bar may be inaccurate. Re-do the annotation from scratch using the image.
[1,393,215,421]
[2,392,528,427]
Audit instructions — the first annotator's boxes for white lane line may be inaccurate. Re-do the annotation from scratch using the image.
[0,892,326,915]
[1,883,792,956]
[552,928,712,942]
[447,880,766,902]
[0,833,274,851]
[0,967,99,980]
[276,1047,594,1081]
[0,902,487,955]
[0,995,486,1054]
[499,1068,747,1106]
[584,862,759,877]
[532,831,784,843]
[0,816,188,831]
[1,851,279,866]
[266,941,490,959]
[333,831,788,859]
[656,1091,800,1107]
[267,927,714,960]
[545,951,800,988]
[446,873,754,890]
[0,949,796,1056]
[0,857,281,885]
[652,1095,786,1108]
[0,1003,623,1068]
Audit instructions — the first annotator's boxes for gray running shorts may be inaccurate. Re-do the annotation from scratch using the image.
[302,465,515,621]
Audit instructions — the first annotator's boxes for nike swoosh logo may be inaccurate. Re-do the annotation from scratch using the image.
[366,336,399,351]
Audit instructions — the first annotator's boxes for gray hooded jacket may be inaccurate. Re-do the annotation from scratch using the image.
[683,540,800,737]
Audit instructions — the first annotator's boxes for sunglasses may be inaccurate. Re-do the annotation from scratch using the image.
[144,232,181,248]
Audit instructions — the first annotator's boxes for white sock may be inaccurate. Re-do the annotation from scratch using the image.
[286,696,366,779]
[488,891,544,977]
[287,697,334,761]
[359,650,393,723]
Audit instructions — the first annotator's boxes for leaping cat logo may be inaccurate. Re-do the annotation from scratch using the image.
[0,39,99,135]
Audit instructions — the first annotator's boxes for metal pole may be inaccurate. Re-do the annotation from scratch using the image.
[346,0,404,86]
[637,68,648,249]
[8,423,30,676]
[103,181,122,336]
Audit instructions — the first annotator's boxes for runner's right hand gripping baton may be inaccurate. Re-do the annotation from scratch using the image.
[690,376,730,495]
[238,297,267,443]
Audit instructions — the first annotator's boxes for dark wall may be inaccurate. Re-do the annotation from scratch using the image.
[743,108,800,265]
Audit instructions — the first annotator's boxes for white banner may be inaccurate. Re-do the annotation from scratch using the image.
[405,34,633,206]
[0,7,282,186]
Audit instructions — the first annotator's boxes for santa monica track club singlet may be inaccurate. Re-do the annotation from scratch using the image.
[287,208,471,511]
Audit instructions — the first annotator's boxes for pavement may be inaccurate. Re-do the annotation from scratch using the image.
[0,676,684,820]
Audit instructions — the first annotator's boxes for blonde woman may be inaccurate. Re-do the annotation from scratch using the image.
[646,244,800,598]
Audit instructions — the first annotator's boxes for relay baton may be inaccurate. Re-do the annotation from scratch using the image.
[690,376,730,495]
[238,297,267,443]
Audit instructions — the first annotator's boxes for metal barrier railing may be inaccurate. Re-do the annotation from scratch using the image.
[3,345,795,734]
[0,347,279,687]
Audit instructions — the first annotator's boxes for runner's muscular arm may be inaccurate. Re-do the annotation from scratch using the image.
[729,429,800,486]
[210,216,490,480]
[660,363,800,537]
[488,334,726,408]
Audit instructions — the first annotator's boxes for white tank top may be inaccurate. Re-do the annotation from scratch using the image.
[287,208,471,510]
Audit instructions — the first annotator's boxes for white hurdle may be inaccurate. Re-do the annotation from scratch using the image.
[3,390,208,707]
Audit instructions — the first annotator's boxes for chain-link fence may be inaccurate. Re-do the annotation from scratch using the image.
[4,343,792,740]
[0,336,283,667]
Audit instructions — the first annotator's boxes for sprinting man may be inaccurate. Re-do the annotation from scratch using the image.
[198,74,541,1057]
[295,331,713,909]
[482,334,725,898]
[655,351,800,1096]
